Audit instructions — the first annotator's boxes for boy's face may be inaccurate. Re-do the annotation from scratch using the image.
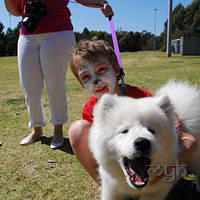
[78,58,117,98]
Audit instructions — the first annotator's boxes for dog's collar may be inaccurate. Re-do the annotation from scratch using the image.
[176,114,183,134]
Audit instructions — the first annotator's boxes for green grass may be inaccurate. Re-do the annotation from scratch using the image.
[0,52,200,200]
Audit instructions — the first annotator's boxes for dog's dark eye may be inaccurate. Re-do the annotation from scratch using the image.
[121,129,129,134]
[148,128,156,135]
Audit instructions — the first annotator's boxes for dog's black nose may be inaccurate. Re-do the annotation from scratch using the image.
[93,79,99,85]
[134,137,151,154]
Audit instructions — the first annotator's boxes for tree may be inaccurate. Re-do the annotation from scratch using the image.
[141,31,154,50]
[172,3,185,37]
[160,0,200,51]
[4,23,20,56]
[119,32,143,52]
[82,27,91,40]
[0,21,5,56]
[192,6,200,33]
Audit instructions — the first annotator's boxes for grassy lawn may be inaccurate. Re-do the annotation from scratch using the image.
[0,51,200,200]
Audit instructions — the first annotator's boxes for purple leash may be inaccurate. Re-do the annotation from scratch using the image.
[108,16,126,94]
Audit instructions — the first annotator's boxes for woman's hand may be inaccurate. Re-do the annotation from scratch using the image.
[100,2,114,18]
[76,0,114,18]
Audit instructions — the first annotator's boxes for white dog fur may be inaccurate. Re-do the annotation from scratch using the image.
[89,80,200,200]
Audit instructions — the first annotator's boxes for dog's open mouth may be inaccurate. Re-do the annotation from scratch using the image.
[123,157,151,189]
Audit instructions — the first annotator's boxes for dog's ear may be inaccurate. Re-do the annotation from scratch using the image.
[93,93,117,119]
[155,94,174,116]
[95,93,116,111]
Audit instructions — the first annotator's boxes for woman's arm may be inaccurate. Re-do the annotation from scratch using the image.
[4,0,22,16]
[76,0,106,8]
[76,0,114,17]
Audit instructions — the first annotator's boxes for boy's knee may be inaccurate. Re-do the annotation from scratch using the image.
[68,120,91,148]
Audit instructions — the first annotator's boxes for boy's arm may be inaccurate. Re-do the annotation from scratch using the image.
[4,0,22,16]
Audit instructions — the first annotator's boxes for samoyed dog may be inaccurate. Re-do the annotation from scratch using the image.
[89,80,200,200]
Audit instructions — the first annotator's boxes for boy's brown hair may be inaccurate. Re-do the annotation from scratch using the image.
[70,40,120,86]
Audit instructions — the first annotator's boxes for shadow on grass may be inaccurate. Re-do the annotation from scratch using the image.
[166,178,200,200]
[39,136,74,155]
[34,138,200,200]
[125,178,200,200]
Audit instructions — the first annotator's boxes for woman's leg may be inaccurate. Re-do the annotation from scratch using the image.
[68,120,100,184]
[18,35,46,145]
[39,31,75,148]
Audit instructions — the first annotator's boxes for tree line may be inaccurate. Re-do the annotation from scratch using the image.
[0,21,161,57]
[0,0,199,56]
[75,28,162,51]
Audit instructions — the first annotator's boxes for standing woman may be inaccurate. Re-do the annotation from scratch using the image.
[4,0,113,149]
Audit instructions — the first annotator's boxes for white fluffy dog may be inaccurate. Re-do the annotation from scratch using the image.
[89,80,200,200]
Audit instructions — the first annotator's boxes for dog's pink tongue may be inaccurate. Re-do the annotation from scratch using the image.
[130,172,144,185]
[128,159,146,185]
[135,174,145,185]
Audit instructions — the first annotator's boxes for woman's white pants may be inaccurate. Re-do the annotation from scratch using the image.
[18,31,75,128]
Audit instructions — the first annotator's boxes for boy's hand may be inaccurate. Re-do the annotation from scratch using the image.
[178,132,197,164]
[149,132,197,186]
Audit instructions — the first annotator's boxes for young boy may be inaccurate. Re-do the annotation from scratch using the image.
[68,40,197,185]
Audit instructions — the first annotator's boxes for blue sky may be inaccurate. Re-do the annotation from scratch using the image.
[0,0,194,35]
